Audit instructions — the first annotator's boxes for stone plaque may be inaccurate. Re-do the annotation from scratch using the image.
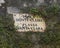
[13,13,46,32]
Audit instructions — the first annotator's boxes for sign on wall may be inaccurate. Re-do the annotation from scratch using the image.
[13,13,46,32]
